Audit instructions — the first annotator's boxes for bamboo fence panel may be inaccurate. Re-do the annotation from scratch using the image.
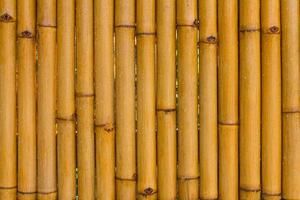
[17,0,36,199]
[1,1,300,200]
[76,0,95,199]
[157,0,176,199]
[198,0,218,199]
[136,0,157,199]
[57,0,76,199]
[0,0,17,199]
[218,0,239,199]
[261,0,282,199]
[282,0,300,199]
[177,0,199,199]
[115,0,136,199]
[239,0,261,199]
[94,0,115,199]
[36,0,57,199]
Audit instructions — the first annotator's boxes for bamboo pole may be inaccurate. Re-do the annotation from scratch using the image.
[115,0,136,199]
[218,0,239,199]
[198,0,218,199]
[136,0,157,199]
[57,0,76,199]
[94,0,115,199]
[0,0,17,199]
[177,0,199,199]
[157,0,176,199]
[76,0,95,199]
[281,0,300,199]
[261,0,281,199]
[239,0,261,199]
[17,0,36,199]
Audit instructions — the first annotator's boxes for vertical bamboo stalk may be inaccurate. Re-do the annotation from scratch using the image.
[218,0,239,199]
[0,0,16,199]
[17,0,36,199]
[136,0,157,199]
[76,0,95,199]
[177,0,199,199]
[37,0,57,198]
[115,0,136,199]
[239,0,261,199]
[261,0,281,199]
[198,0,218,199]
[94,0,115,199]
[281,0,300,199]
[57,0,76,199]
[157,0,176,199]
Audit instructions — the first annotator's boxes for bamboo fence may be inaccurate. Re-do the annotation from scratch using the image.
[0,1,300,200]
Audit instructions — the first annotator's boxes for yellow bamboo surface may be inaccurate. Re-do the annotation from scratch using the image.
[17,0,36,200]
[239,0,261,199]
[282,0,300,199]
[1,1,300,200]
[198,0,218,198]
[0,0,16,199]
[94,0,115,199]
[157,0,176,199]
[76,0,95,199]
[218,0,239,199]
[177,1,199,199]
[115,0,136,199]
[57,0,76,199]
[136,0,157,199]
[261,0,282,199]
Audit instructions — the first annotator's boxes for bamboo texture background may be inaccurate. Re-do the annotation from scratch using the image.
[0,0,299,199]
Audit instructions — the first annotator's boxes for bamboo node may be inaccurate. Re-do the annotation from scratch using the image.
[266,26,280,34]
[157,108,176,113]
[115,173,137,182]
[115,24,136,29]
[136,32,156,36]
[199,36,218,45]
[262,192,281,197]
[177,175,199,181]
[140,187,156,196]
[0,13,14,22]
[95,123,115,133]
[20,31,34,38]
[239,187,261,193]
[240,28,260,33]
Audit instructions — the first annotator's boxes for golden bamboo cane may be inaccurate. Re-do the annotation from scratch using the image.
[36,1,57,196]
[177,0,199,199]
[57,0,76,199]
[94,0,115,199]
[157,0,176,199]
[136,0,157,199]
[115,0,136,199]
[76,0,95,199]
[218,0,239,199]
[0,0,16,199]
[281,0,300,199]
[239,0,261,199]
[198,0,218,198]
[17,1,36,199]
[261,0,281,199]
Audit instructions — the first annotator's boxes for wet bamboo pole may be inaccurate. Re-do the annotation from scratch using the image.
[157,0,176,199]
[136,0,157,199]
[218,0,239,199]
[37,0,57,199]
[57,0,76,199]
[76,0,95,199]
[281,0,300,199]
[94,0,115,199]
[198,0,218,199]
[239,0,261,199]
[115,0,136,199]
[0,0,17,199]
[261,0,281,199]
[177,0,199,199]
[17,0,36,199]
